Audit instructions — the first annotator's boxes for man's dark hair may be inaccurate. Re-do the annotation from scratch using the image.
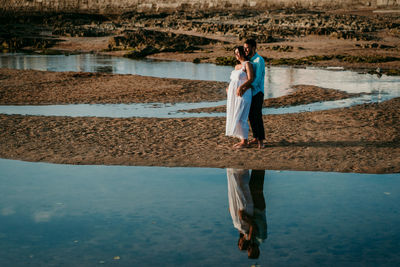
[248,243,260,259]
[245,39,257,48]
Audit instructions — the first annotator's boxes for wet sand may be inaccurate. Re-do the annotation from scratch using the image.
[1,96,399,174]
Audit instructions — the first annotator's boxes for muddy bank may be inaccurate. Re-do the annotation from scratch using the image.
[0,69,227,104]
[0,97,399,173]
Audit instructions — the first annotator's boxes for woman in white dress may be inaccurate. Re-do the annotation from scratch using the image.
[226,168,254,248]
[226,46,254,148]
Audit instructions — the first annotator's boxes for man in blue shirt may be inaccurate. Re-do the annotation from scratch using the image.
[244,39,265,148]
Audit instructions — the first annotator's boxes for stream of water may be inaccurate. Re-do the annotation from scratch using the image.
[1,53,399,118]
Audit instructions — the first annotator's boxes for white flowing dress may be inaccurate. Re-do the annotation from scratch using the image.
[227,168,254,234]
[225,62,252,139]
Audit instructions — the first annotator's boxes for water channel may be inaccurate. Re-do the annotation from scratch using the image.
[1,53,400,266]
[1,53,400,118]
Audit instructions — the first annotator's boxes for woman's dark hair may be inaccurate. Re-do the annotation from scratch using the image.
[238,233,250,251]
[234,46,248,60]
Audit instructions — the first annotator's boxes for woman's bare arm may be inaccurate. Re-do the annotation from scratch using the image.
[237,62,254,96]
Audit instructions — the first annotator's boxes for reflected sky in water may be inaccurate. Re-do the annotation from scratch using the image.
[1,159,400,266]
[0,94,385,118]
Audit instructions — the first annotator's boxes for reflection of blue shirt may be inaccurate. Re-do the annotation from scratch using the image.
[250,53,265,96]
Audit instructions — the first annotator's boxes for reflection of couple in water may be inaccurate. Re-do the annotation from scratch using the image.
[227,168,267,259]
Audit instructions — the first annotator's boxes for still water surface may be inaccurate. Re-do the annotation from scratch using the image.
[1,53,399,118]
[1,159,399,266]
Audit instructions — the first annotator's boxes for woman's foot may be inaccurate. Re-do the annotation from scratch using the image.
[233,142,248,149]
[248,138,258,145]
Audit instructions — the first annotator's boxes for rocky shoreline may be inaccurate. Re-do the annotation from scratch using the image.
[1,9,399,74]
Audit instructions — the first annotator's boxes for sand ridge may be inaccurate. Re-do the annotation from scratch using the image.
[1,97,399,173]
[0,69,227,104]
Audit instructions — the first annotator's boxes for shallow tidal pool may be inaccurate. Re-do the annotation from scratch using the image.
[0,159,399,266]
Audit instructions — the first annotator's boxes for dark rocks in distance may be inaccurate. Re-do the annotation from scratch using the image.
[109,28,222,58]
[215,56,237,66]
[1,9,399,54]
[52,23,117,37]
[0,23,61,52]
[115,10,399,42]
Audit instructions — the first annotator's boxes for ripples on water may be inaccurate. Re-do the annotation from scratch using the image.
[0,53,399,117]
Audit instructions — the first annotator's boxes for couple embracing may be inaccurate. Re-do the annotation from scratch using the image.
[226,39,265,149]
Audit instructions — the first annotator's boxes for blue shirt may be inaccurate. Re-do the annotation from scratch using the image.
[250,53,265,96]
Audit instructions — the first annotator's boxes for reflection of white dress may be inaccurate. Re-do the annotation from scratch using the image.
[227,168,254,234]
[225,62,252,139]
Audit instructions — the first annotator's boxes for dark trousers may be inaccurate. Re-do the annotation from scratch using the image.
[249,170,266,211]
[249,92,265,141]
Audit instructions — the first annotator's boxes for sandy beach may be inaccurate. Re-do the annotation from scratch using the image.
[1,8,399,173]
